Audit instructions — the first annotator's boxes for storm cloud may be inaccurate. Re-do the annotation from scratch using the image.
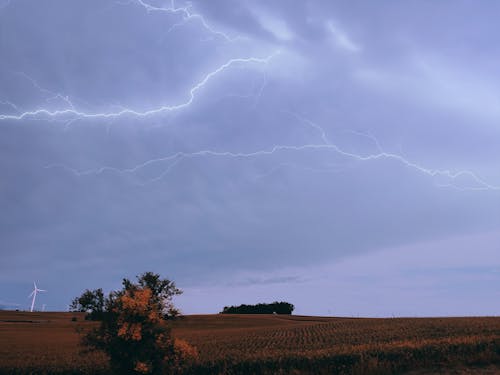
[1,0,499,315]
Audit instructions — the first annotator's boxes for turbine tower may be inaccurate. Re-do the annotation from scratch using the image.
[28,282,46,312]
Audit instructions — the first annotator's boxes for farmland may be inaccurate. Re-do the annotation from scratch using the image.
[1,311,500,374]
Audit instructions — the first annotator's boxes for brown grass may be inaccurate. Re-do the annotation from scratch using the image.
[1,311,500,374]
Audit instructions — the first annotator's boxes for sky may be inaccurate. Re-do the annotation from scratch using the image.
[0,0,499,316]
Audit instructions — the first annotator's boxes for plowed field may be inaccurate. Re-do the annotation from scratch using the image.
[1,311,499,374]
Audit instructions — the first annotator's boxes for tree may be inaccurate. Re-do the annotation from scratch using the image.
[221,301,294,315]
[76,272,197,374]
[70,288,105,320]
[126,271,182,319]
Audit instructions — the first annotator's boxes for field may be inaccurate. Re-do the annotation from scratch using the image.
[1,311,500,374]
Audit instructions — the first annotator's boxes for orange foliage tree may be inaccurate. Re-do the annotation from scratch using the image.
[79,272,197,374]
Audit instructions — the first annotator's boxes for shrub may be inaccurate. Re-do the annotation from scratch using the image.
[76,272,197,374]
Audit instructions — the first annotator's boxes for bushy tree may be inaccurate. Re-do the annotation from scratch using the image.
[77,272,196,374]
[126,271,182,319]
[70,288,105,320]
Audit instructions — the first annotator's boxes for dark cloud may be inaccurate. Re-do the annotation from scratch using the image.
[0,0,499,314]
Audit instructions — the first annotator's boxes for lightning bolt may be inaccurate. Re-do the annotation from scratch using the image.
[1,73,75,126]
[46,114,500,191]
[290,113,500,191]
[15,71,76,110]
[121,0,240,42]
[3,2,497,192]
[0,53,278,122]
[0,99,20,113]
[218,72,269,109]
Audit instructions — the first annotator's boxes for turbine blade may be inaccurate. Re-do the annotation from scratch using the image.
[28,291,34,298]
[38,289,46,292]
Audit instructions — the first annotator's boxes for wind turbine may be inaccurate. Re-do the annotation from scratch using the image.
[28,282,46,312]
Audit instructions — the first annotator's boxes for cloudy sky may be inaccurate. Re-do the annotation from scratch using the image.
[1,0,499,316]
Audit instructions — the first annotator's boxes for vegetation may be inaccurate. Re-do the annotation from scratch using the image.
[70,288,105,320]
[74,272,196,374]
[221,301,294,315]
[2,273,499,374]
[122,271,183,319]
[2,312,500,374]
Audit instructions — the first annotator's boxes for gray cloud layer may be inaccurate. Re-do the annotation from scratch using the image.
[1,0,499,314]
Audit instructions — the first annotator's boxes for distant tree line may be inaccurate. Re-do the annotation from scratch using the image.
[221,301,294,315]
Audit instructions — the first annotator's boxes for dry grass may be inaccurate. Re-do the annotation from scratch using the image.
[1,311,500,374]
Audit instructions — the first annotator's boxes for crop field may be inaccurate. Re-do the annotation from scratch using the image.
[1,311,500,374]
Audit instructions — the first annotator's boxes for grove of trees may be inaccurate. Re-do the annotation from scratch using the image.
[221,301,294,315]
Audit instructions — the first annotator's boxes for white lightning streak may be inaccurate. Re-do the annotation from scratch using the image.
[0,100,20,112]
[284,111,330,144]
[290,113,499,191]
[16,71,75,109]
[46,138,500,190]
[0,53,278,122]
[0,72,76,118]
[127,0,238,42]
